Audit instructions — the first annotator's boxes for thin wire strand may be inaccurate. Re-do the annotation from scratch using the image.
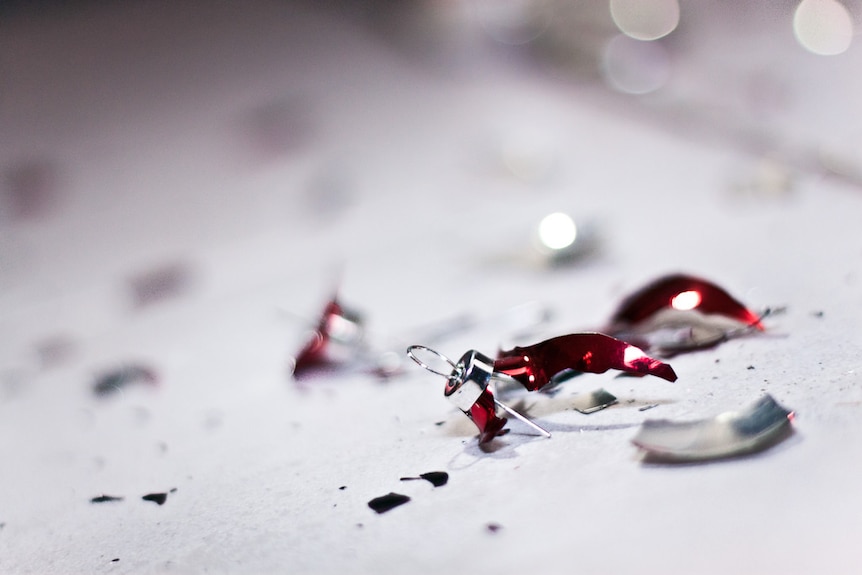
[406,345,457,378]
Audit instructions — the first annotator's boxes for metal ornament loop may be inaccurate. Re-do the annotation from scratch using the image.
[406,345,458,379]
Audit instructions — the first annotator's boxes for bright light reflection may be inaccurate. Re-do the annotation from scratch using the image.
[538,212,577,250]
[623,345,646,365]
[602,34,671,95]
[793,0,853,56]
[609,0,680,41]
[671,290,702,311]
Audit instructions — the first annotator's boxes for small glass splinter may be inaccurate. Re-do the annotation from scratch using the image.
[407,345,550,443]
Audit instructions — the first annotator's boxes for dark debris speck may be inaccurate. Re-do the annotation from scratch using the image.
[93,365,157,397]
[747,365,755,370]
[486,523,502,533]
[368,492,410,514]
[90,495,124,504]
[338,486,347,490]
[142,493,168,506]
[111,558,119,563]
[400,471,449,487]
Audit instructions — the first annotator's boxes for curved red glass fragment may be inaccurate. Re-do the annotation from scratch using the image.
[469,387,509,444]
[292,298,348,377]
[494,333,677,391]
[609,274,763,330]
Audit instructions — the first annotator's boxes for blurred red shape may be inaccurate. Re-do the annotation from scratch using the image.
[609,273,763,330]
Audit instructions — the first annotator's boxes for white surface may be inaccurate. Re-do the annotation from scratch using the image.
[1,2,862,574]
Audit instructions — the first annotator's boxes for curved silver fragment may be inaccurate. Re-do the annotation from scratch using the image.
[631,394,795,462]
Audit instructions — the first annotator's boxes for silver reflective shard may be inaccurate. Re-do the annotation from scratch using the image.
[571,388,618,414]
[631,394,795,462]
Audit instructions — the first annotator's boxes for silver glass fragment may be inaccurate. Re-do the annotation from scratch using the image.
[631,394,794,462]
[570,388,618,414]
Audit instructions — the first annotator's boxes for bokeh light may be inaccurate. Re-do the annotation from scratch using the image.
[602,34,671,95]
[609,0,680,41]
[793,0,854,56]
[537,212,577,250]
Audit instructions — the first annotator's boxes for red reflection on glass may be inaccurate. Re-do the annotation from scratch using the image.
[292,298,362,378]
[470,388,509,444]
[609,274,763,330]
[494,333,677,391]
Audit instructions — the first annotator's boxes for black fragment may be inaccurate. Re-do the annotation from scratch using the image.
[399,471,449,487]
[368,492,410,514]
[93,365,157,397]
[419,471,448,487]
[486,523,502,533]
[90,495,124,504]
[142,493,168,505]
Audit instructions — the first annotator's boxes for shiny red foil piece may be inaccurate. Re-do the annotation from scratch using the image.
[470,388,509,444]
[495,333,677,391]
[609,274,763,330]
[292,298,351,378]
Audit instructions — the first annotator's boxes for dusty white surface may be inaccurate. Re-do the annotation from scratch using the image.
[1,2,861,574]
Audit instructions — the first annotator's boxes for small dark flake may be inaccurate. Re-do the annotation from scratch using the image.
[90,495,124,504]
[93,365,157,397]
[434,421,445,426]
[486,523,502,533]
[338,486,347,490]
[111,558,119,562]
[368,492,410,514]
[142,493,168,505]
[399,471,449,487]
[747,365,755,370]
[812,311,824,318]
[169,488,177,493]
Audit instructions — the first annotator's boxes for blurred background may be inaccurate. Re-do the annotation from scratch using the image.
[2,1,862,573]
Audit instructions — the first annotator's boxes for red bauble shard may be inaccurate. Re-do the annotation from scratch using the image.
[603,274,766,355]
[609,274,763,330]
[469,387,509,444]
[495,333,677,391]
[292,297,364,379]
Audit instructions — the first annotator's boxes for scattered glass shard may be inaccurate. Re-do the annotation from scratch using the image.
[142,492,169,506]
[409,335,674,444]
[495,333,677,391]
[570,388,618,414]
[90,495,124,504]
[92,364,158,397]
[631,394,795,463]
[605,274,765,355]
[399,471,449,487]
[291,297,365,379]
[470,387,510,444]
[367,492,411,514]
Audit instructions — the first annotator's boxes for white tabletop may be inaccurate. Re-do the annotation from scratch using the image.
[1,2,861,573]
